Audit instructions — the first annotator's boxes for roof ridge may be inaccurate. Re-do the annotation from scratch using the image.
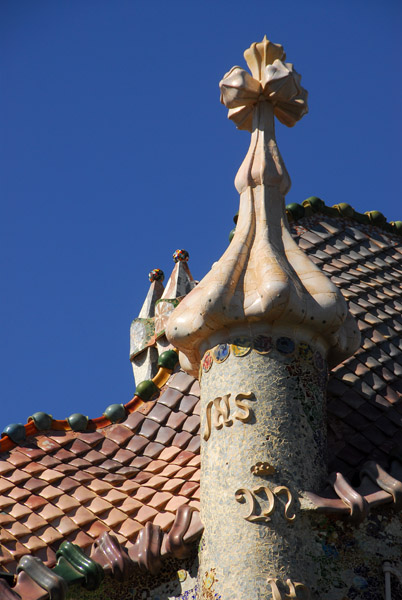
[285,196,402,236]
[0,351,179,453]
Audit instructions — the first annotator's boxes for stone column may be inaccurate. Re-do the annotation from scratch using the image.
[167,37,360,600]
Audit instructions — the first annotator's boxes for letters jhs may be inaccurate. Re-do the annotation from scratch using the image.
[202,392,254,441]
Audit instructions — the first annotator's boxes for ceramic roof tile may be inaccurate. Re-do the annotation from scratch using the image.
[154,426,176,446]
[179,395,200,415]
[69,470,94,484]
[6,522,31,539]
[0,478,14,495]
[147,403,171,424]
[68,506,97,527]
[7,469,30,486]
[8,487,30,502]
[142,442,165,459]
[64,438,93,456]
[69,485,94,504]
[85,519,110,539]
[133,471,153,485]
[85,496,114,516]
[118,518,143,540]
[189,380,201,396]
[172,431,193,448]
[19,534,47,553]
[95,438,120,457]
[8,504,32,520]
[161,478,185,493]
[137,418,160,439]
[166,410,187,430]
[169,372,195,393]
[182,415,200,434]
[87,479,113,494]
[35,436,61,453]
[103,473,130,485]
[135,505,158,524]
[118,497,142,515]
[146,475,168,490]
[132,486,154,503]
[86,465,109,478]
[164,495,189,512]
[148,491,171,510]
[159,464,182,478]
[158,387,183,409]
[7,452,31,468]
[152,511,175,531]
[0,460,14,475]
[130,455,151,469]
[143,459,168,474]
[123,410,145,431]
[106,424,133,446]
[126,435,148,454]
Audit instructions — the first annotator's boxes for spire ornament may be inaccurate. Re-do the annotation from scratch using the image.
[166,37,362,599]
[166,36,359,377]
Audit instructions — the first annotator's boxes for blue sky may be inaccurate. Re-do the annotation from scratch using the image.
[1,1,401,432]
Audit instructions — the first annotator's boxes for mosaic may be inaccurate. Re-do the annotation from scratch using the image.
[199,340,329,599]
[211,344,230,364]
[201,336,325,377]
[130,317,155,356]
[154,298,179,335]
[307,509,402,599]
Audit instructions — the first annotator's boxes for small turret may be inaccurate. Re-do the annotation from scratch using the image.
[130,252,196,385]
[130,268,165,384]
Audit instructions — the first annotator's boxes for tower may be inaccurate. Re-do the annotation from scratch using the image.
[167,37,360,598]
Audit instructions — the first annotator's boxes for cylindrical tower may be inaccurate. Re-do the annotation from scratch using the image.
[167,37,360,599]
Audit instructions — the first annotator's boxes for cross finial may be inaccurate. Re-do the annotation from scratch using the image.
[220,36,308,131]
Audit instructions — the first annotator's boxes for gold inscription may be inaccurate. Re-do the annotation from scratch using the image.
[273,486,296,522]
[202,392,254,441]
[235,485,295,523]
[268,578,310,599]
[235,486,275,523]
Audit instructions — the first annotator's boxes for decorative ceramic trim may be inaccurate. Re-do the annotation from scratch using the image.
[304,458,402,521]
[7,507,204,600]
[0,350,179,452]
[201,337,325,376]
[285,196,402,236]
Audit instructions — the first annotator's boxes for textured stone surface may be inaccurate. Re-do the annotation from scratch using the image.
[199,341,328,598]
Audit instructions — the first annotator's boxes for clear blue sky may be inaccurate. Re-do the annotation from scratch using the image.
[1,1,401,432]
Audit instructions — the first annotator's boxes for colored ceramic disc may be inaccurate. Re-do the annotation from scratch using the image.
[212,344,230,363]
[202,351,213,372]
[253,335,273,354]
[231,337,252,357]
[276,337,295,355]
[298,342,314,362]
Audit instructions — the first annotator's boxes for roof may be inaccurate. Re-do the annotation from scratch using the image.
[1,201,402,597]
